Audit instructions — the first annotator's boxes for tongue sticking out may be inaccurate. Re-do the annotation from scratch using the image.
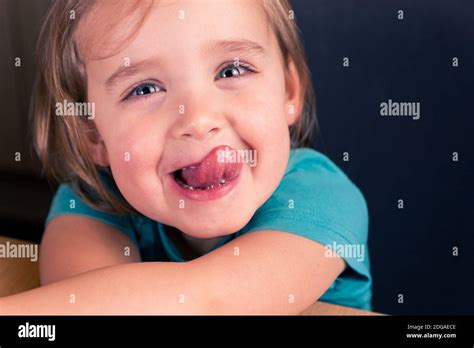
[179,146,242,189]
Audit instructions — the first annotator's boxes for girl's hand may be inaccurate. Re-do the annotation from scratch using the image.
[0,227,344,314]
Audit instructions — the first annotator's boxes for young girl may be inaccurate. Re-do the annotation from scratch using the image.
[1,0,371,314]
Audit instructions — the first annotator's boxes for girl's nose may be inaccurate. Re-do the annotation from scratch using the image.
[179,120,220,141]
[171,72,233,141]
[172,105,225,141]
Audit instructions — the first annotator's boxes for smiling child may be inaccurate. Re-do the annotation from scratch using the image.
[0,0,371,314]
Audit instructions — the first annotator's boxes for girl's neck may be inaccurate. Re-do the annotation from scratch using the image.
[163,225,226,260]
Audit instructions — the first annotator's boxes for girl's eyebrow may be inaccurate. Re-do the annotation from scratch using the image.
[203,39,266,57]
[104,39,266,92]
[105,59,162,92]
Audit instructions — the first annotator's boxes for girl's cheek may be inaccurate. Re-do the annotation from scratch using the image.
[249,98,288,143]
[108,127,161,179]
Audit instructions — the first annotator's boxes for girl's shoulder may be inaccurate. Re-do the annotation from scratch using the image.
[281,147,368,230]
[238,147,372,310]
[45,183,144,248]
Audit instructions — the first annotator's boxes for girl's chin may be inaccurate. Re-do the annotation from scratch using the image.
[179,225,238,238]
[176,216,250,237]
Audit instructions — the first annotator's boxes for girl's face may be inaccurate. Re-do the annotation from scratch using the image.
[80,0,301,238]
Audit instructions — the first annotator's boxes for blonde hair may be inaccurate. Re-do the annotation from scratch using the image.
[31,0,317,214]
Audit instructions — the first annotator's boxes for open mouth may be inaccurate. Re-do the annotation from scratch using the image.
[170,145,243,192]
[173,166,235,191]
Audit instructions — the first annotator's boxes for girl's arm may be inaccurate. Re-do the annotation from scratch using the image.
[39,215,141,285]
[0,230,345,315]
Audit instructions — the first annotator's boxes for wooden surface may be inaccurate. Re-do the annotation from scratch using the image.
[0,236,40,298]
[0,236,380,315]
[300,300,382,315]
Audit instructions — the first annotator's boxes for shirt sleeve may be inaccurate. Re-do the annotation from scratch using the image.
[237,149,371,288]
[45,184,139,247]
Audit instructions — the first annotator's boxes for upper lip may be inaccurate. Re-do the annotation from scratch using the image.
[166,144,236,175]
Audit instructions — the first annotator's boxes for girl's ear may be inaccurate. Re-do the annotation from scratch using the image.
[284,57,303,126]
[84,123,110,167]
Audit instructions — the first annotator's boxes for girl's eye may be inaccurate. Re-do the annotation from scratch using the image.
[124,82,163,101]
[217,63,256,80]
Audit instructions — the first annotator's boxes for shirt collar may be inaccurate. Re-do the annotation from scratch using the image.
[157,222,235,262]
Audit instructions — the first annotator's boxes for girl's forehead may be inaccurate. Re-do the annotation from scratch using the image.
[77,0,272,62]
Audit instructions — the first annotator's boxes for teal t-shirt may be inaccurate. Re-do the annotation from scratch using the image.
[46,148,372,310]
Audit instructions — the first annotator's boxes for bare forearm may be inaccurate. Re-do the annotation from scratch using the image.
[0,262,210,315]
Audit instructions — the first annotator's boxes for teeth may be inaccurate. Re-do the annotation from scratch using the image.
[182,166,197,172]
[180,182,226,191]
[174,172,228,191]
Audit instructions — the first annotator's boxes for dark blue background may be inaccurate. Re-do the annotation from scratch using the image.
[1,0,472,316]
[292,0,474,314]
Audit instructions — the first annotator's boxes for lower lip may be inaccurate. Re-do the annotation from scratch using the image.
[167,171,241,201]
